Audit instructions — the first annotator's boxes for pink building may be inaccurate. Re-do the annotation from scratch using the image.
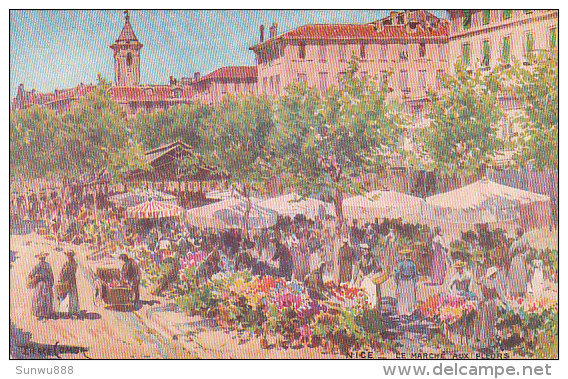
[249,11,449,116]
[191,66,258,106]
[11,83,96,113]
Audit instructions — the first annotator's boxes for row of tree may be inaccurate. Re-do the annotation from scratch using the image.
[10,53,558,228]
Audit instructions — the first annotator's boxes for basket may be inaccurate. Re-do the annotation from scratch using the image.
[54,281,70,298]
[370,272,389,285]
[104,286,132,306]
[26,274,39,289]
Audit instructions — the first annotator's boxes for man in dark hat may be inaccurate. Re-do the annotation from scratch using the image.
[272,237,293,281]
[29,252,54,320]
[119,253,141,305]
[58,250,80,317]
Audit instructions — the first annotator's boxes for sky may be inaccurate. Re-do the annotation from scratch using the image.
[10,10,447,98]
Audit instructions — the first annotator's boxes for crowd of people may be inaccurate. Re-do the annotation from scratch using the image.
[25,196,544,353]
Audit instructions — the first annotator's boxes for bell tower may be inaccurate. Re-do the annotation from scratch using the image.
[111,10,143,86]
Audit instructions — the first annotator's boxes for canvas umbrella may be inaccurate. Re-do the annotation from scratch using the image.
[110,190,177,208]
[343,189,424,222]
[126,200,183,219]
[423,178,550,226]
[186,198,277,229]
[259,193,335,219]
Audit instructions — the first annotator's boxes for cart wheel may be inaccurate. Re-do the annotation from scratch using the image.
[93,280,104,307]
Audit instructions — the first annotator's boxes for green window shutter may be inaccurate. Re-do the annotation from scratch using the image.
[503,10,512,20]
[502,36,510,63]
[551,28,557,49]
[526,33,534,56]
[463,10,472,30]
[483,40,490,66]
[462,43,470,67]
[483,10,490,25]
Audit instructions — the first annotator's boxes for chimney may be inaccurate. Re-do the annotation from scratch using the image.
[390,11,398,17]
[170,76,174,85]
[194,72,200,81]
[269,23,277,39]
[260,25,265,42]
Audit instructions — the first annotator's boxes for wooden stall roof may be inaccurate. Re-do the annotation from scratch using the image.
[126,140,226,182]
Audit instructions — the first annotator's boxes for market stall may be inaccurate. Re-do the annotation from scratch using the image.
[126,200,183,219]
[185,197,277,230]
[343,189,424,222]
[110,190,178,208]
[423,179,551,231]
[259,193,335,219]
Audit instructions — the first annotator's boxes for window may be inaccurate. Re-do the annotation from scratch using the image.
[483,10,490,25]
[438,44,447,61]
[234,82,240,93]
[400,44,408,61]
[126,52,133,66]
[379,71,388,88]
[339,72,346,89]
[275,75,281,96]
[502,36,511,63]
[380,44,388,60]
[503,10,512,20]
[297,73,307,83]
[525,33,534,58]
[339,44,346,62]
[436,70,444,90]
[463,10,472,30]
[270,76,274,95]
[299,43,306,59]
[550,27,557,49]
[419,43,426,58]
[319,44,327,63]
[462,43,470,67]
[221,81,227,94]
[360,44,366,59]
[482,40,490,67]
[418,70,426,89]
[319,72,328,92]
[399,70,408,91]
[397,15,404,24]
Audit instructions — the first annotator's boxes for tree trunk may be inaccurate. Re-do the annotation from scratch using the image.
[334,186,344,235]
[242,184,252,240]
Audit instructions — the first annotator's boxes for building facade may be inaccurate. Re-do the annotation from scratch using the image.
[249,11,449,117]
[447,10,558,73]
[191,66,258,106]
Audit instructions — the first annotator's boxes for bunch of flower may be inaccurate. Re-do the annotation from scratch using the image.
[418,294,477,325]
[324,281,368,309]
[179,252,207,269]
[417,295,440,318]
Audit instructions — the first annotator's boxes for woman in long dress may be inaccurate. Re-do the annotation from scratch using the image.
[355,244,381,308]
[59,250,80,317]
[508,228,529,298]
[394,250,418,317]
[431,227,452,285]
[383,227,398,271]
[473,266,499,349]
[29,252,54,320]
[530,258,544,298]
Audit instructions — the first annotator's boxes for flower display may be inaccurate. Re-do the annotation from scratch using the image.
[418,294,477,326]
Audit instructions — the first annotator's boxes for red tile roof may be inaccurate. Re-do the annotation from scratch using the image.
[250,23,448,50]
[107,85,193,102]
[197,66,257,82]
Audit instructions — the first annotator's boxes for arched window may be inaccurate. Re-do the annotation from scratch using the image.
[127,52,133,66]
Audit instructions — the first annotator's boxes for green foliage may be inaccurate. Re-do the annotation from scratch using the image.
[272,58,403,221]
[129,102,211,151]
[504,52,558,170]
[107,140,152,185]
[202,94,275,188]
[421,63,504,175]
[176,285,218,312]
